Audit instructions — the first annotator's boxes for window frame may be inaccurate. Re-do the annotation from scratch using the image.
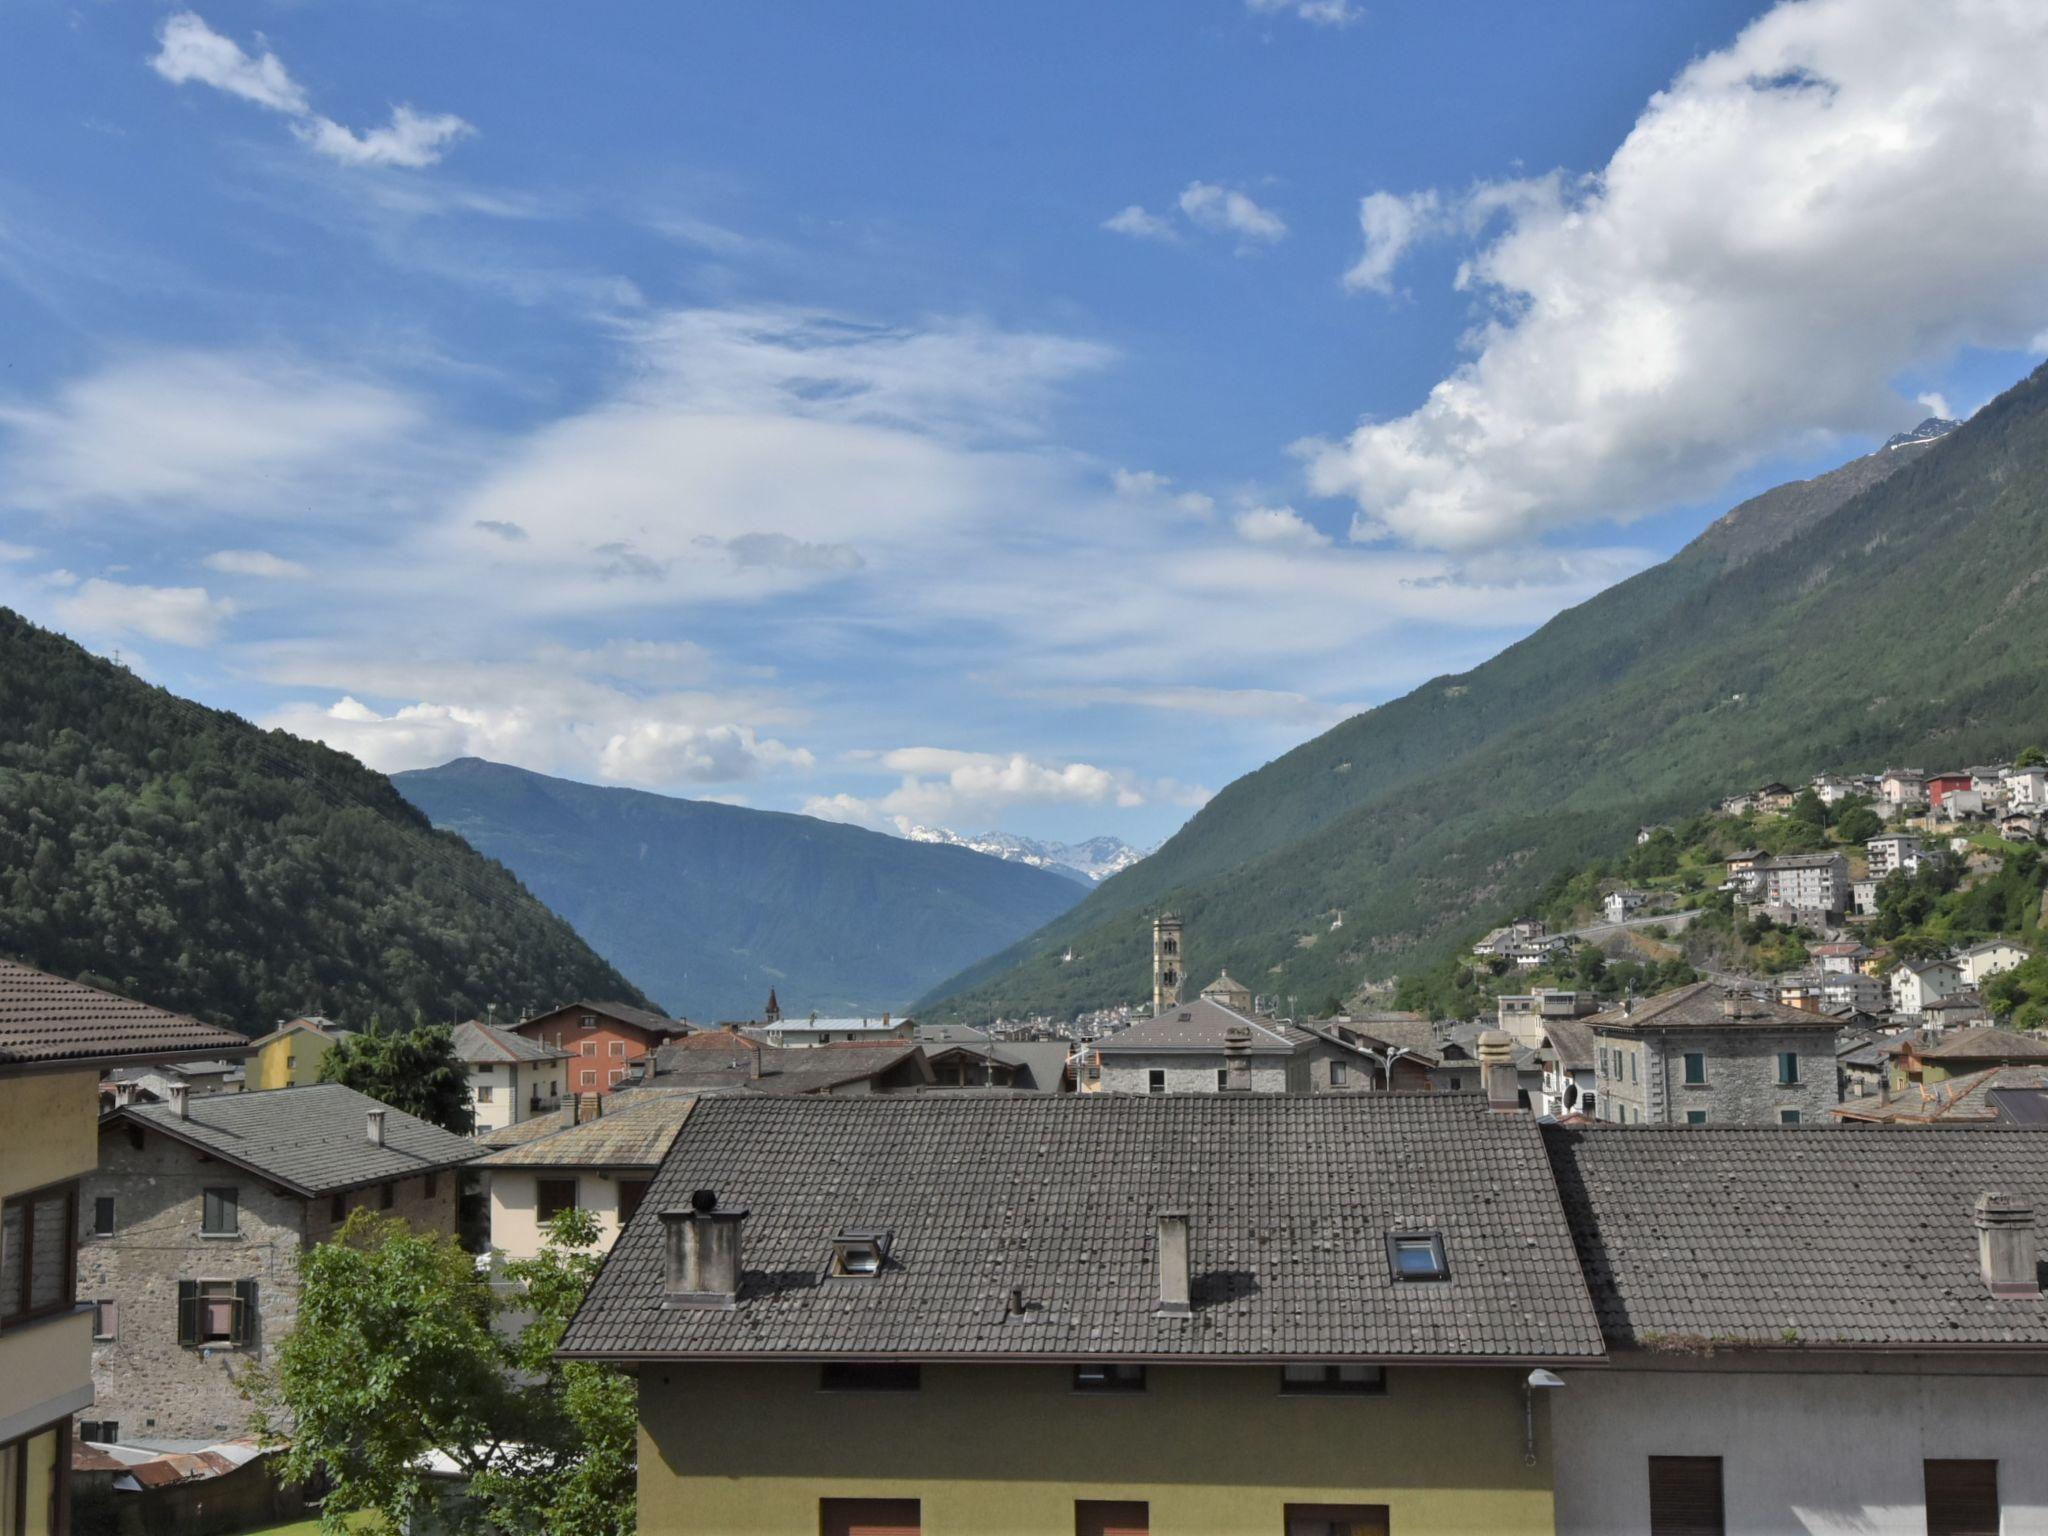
[1146,1068,1166,1095]
[91,1298,118,1341]
[1,1180,79,1328]
[177,1278,256,1348]
[1072,1362,1147,1393]
[199,1186,239,1238]
[1385,1231,1450,1283]
[817,1360,921,1392]
[1685,1110,1709,1126]
[92,1196,116,1238]
[1777,1050,1801,1086]
[1779,1109,1801,1125]
[1682,1051,1707,1086]
[1278,1362,1387,1396]
[475,1084,495,1104]
[536,1177,579,1223]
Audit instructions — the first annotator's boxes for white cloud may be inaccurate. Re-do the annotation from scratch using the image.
[1232,505,1331,549]
[203,549,310,579]
[0,351,416,513]
[1915,391,1954,421]
[1178,182,1288,246]
[1113,466,1214,517]
[1342,189,1441,294]
[806,747,1209,833]
[0,542,36,563]
[1103,205,1178,242]
[597,722,814,786]
[149,12,472,169]
[1307,0,2048,550]
[52,577,234,647]
[1247,0,1362,25]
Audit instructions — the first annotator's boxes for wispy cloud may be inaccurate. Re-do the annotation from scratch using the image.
[1247,0,1362,26]
[203,549,311,579]
[53,577,234,647]
[1105,183,1288,253]
[804,747,1209,834]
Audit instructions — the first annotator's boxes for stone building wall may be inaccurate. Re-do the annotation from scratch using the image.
[1648,1029,1841,1125]
[1099,1055,1293,1094]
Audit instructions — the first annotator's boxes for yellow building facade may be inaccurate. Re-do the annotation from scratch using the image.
[248,1018,345,1091]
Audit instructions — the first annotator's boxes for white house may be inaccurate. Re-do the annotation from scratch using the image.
[2004,767,2048,807]
[1603,889,1651,924]
[1960,941,2032,988]
[452,1018,572,1133]
[1880,768,1927,808]
[753,1015,916,1048]
[1867,833,1922,879]
[1762,851,1849,914]
[1890,959,1967,1016]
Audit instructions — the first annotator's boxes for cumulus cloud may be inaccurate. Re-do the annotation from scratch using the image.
[1102,205,1178,242]
[149,12,473,169]
[598,722,813,786]
[1247,0,1361,24]
[1178,182,1288,246]
[1232,505,1331,549]
[1113,467,1214,518]
[52,577,234,646]
[203,549,309,579]
[1307,0,2048,550]
[1342,189,1441,294]
[804,748,1208,833]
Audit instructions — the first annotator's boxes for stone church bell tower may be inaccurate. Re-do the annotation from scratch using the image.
[1152,913,1184,1015]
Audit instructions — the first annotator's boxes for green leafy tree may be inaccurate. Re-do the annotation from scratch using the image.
[320,1022,476,1134]
[1833,802,1884,843]
[252,1209,634,1536]
[2018,747,2046,769]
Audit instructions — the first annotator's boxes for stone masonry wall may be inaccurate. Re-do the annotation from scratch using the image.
[1099,1056,1293,1094]
[1649,1030,1841,1125]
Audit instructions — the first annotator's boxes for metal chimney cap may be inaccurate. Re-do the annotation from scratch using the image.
[690,1188,719,1214]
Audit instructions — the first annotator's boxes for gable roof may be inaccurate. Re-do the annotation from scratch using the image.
[451,1018,571,1065]
[0,957,250,1072]
[1544,1123,2048,1349]
[1835,1065,2048,1125]
[642,1031,933,1095]
[1587,981,1841,1034]
[106,1083,480,1196]
[1093,997,1299,1055]
[559,1093,1605,1365]
[1915,1027,2048,1062]
[520,1000,688,1037]
[246,1017,355,1050]
[476,1092,698,1169]
[1539,1018,1598,1071]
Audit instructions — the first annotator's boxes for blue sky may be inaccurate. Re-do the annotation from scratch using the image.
[4,0,2047,847]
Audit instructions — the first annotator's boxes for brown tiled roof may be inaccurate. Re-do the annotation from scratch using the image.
[1545,1123,2048,1349]
[1834,1066,2048,1125]
[476,1092,698,1169]
[0,957,249,1070]
[1587,980,1841,1033]
[521,999,688,1037]
[1917,1028,2048,1062]
[559,1093,1605,1364]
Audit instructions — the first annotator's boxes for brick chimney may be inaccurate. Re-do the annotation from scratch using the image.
[661,1188,749,1308]
[1478,1030,1519,1113]
[1975,1192,2039,1298]
[366,1107,386,1147]
[1155,1211,1191,1316]
[167,1083,190,1119]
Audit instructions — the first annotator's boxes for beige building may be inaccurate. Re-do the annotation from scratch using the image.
[451,1019,571,1133]
[0,959,245,1535]
[476,1091,698,1260]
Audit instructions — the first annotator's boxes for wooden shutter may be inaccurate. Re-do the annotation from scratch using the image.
[819,1499,921,1536]
[176,1279,200,1345]
[234,1279,259,1346]
[1925,1459,1999,1536]
[1074,1502,1150,1536]
[1648,1455,1724,1536]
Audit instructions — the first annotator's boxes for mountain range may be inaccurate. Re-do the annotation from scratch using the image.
[903,826,1150,886]
[0,609,646,1031]
[393,758,1086,1020]
[921,379,2048,1022]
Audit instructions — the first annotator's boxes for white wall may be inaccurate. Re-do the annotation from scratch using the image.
[1554,1361,2048,1535]
[486,1168,643,1261]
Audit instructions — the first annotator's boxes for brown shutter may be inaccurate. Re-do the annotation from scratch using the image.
[1925,1460,1999,1536]
[176,1279,200,1345]
[1648,1455,1725,1536]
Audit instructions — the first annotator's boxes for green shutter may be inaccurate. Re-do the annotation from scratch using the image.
[234,1279,258,1345]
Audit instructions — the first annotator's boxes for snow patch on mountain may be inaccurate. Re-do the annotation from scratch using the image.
[906,826,1151,885]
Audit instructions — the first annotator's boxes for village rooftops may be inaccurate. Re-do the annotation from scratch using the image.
[103,1082,481,1197]
[1538,1017,1598,1072]
[558,1093,1606,1365]
[451,1017,572,1064]
[1094,996,1306,1054]
[1895,1027,2048,1063]
[1545,1123,2048,1349]
[0,956,250,1072]
[1835,1065,2048,1125]
[639,1030,933,1094]
[475,1091,699,1171]
[1586,981,1842,1033]
[520,999,689,1036]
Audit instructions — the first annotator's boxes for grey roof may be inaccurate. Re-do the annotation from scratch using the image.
[1094,997,1298,1055]
[522,999,688,1037]
[1835,1066,2048,1125]
[476,1093,699,1169]
[0,957,250,1071]
[642,1031,933,1095]
[1587,981,1843,1034]
[451,1018,570,1065]
[559,1093,1605,1364]
[1992,1087,2048,1126]
[1545,1123,2048,1349]
[1916,1027,2048,1062]
[922,1039,1074,1092]
[1540,1018,1597,1071]
[108,1083,481,1196]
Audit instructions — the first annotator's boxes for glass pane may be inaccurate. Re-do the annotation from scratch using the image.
[1394,1239,1441,1275]
[1281,1363,1324,1384]
[29,1194,69,1308]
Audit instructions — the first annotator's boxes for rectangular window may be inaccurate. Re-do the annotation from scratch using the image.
[1386,1231,1449,1281]
[617,1180,651,1227]
[1686,1110,1708,1126]
[1630,1053,1639,1083]
[609,1040,627,1057]
[93,1196,116,1237]
[475,1084,494,1103]
[424,1171,438,1199]
[2,1183,77,1325]
[379,1182,396,1210]
[581,1040,597,1056]
[819,1499,921,1536]
[330,1193,347,1223]
[609,1067,628,1085]
[78,1420,120,1446]
[1074,1363,1146,1392]
[1598,1046,1609,1076]
[92,1299,118,1341]
[201,1186,238,1236]
[1284,1506,1390,1536]
[1216,1068,1230,1091]
[1075,1501,1150,1536]
[536,1178,579,1222]
[1647,1455,1724,1536]
[1330,1061,1349,1087]
[1146,1069,1166,1094]
[1925,1459,1998,1536]
[1779,1109,1801,1125]
[177,1278,256,1347]
[1279,1363,1386,1395]
[1683,1052,1707,1085]
[581,1069,596,1087]
[1778,1051,1801,1085]
[818,1361,921,1392]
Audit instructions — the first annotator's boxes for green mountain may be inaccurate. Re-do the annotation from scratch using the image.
[392,758,1086,1020]
[925,366,2048,1021]
[0,608,649,1032]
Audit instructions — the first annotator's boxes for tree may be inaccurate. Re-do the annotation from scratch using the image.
[251,1208,635,1536]
[2018,747,2046,769]
[320,1022,475,1134]
[1834,802,1883,843]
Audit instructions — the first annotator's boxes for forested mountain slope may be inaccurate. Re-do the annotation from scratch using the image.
[925,369,2048,1020]
[394,758,1085,1020]
[0,611,649,1031]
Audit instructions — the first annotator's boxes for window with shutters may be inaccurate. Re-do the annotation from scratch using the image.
[819,1499,920,1536]
[537,1179,579,1223]
[1,1182,77,1326]
[177,1279,256,1347]
[200,1187,238,1236]
[1074,1500,1149,1536]
[1777,1050,1801,1085]
[1647,1455,1724,1536]
[1284,1506,1390,1536]
[1683,1051,1707,1085]
[1925,1459,1999,1536]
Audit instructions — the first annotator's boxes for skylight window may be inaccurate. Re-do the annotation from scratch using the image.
[1386,1232,1449,1282]
[828,1227,893,1278]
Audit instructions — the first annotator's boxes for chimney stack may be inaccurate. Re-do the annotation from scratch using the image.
[1223,1025,1253,1091]
[1722,991,1743,1020]
[1478,1029,1519,1112]
[661,1188,749,1308]
[366,1107,386,1147]
[1155,1211,1191,1316]
[167,1083,190,1119]
[1976,1193,2039,1298]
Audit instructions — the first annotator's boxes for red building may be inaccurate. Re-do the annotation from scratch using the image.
[513,999,689,1096]
[1926,771,1974,810]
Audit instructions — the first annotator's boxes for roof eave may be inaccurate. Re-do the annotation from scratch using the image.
[555,1345,1610,1367]
[3,1041,253,1077]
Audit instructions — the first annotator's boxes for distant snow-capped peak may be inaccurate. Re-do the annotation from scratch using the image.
[1883,417,1960,451]
[906,826,1151,885]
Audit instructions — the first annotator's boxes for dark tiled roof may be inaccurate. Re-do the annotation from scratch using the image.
[1545,1123,2048,1349]
[1540,1018,1597,1071]
[1588,981,1841,1033]
[1835,1066,2048,1125]
[476,1093,698,1169]
[1917,1028,2048,1062]
[0,958,249,1070]
[451,1019,571,1064]
[476,1107,580,1150]
[1094,998,1297,1054]
[560,1093,1604,1363]
[643,1032,932,1095]
[109,1083,480,1196]
[523,1000,687,1037]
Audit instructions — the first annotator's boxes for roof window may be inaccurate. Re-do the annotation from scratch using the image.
[828,1226,893,1278]
[1386,1231,1449,1282]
